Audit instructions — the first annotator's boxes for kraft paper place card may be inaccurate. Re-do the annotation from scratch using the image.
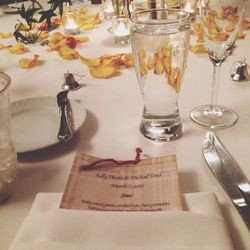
[60,151,183,211]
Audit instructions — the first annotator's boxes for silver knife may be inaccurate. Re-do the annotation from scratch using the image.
[202,131,250,231]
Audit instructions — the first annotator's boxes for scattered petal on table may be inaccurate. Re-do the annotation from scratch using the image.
[0,44,11,50]
[38,31,49,41]
[0,32,13,39]
[47,32,66,51]
[39,17,61,31]
[191,22,204,43]
[79,13,101,30]
[58,45,78,60]
[89,65,117,79]
[78,52,134,78]
[79,6,88,14]
[18,55,43,68]
[80,23,95,30]
[9,43,29,54]
[237,27,246,39]
[242,19,250,30]
[74,36,89,44]
[190,44,207,54]
[47,32,88,53]
[78,53,101,67]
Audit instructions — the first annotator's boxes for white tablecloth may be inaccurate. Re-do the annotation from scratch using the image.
[0,2,250,250]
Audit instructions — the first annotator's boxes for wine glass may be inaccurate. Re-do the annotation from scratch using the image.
[190,0,248,129]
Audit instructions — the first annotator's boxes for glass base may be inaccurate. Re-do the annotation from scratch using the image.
[140,120,183,142]
[190,105,238,129]
[114,36,130,45]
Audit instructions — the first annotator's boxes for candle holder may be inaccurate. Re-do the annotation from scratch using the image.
[112,16,130,44]
[102,0,114,19]
[180,0,197,20]
[62,7,80,35]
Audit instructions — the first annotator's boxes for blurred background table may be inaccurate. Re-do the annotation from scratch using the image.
[0,0,28,6]
[0,1,250,249]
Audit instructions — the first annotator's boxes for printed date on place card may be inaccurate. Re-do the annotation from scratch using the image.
[60,152,183,211]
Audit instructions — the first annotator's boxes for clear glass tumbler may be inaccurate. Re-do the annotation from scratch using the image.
[0,72,18,202]
[130,9,190,141]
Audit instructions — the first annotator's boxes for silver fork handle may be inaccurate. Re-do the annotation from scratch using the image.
[58,106,72,142]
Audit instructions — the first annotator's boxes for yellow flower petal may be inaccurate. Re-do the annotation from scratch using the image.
[74,36,89,43]
[18,55,42,68]
[190,44,207,54]
[89,65,117,79]
[9,43,29,54]
[0,32,13,39]
[58,45,78,60]
[78,52,101,67]
[80,23,95,30]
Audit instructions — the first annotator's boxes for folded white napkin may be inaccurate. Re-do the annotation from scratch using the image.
[9,192,233,250]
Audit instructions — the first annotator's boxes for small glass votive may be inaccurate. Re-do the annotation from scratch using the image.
[166,0,180,8]
[112,16,130,44]
[103,0,114,19]
[62,8,80,35]
[180,0,197,20]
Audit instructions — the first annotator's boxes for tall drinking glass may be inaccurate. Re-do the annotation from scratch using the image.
[130,9,190,141]
[0,72,18,202]
[190,0,247,129]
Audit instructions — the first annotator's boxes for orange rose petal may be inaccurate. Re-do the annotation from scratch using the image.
[225,21,235,32]
[81,23,94,30]
[89,65,117,79]
[242,19,250,30]
[9,43,29,54]
[78,52,133,78]
[79,6,88,14]
[209,32,229,41]
[51,32,65,41]
[122,53,134,68]
[78,52,101,66]
[0,32,13,39]
[74,36,89,43]
[237,28,245,39]
[18,55,42,68]
[190,44,207,54]
[39,31,49,40]
[58,46,78,60]
[0,44,6,49]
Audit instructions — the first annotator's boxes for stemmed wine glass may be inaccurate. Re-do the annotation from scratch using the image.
[190,0,248,129]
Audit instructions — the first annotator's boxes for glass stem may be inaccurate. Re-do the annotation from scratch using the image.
[210,63,221,110]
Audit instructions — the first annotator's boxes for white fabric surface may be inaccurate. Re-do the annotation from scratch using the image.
[1,3,250,250]
[9,192,233,250]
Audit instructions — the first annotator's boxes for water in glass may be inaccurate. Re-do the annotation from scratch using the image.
[130,10,190,141]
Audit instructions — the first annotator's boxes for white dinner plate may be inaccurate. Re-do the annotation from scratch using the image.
[11,96,86,153]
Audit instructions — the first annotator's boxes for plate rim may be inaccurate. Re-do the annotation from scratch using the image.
[11,96,86,153]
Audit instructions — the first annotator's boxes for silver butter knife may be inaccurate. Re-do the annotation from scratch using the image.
[202,131,250,231]
[57,91,73,142]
